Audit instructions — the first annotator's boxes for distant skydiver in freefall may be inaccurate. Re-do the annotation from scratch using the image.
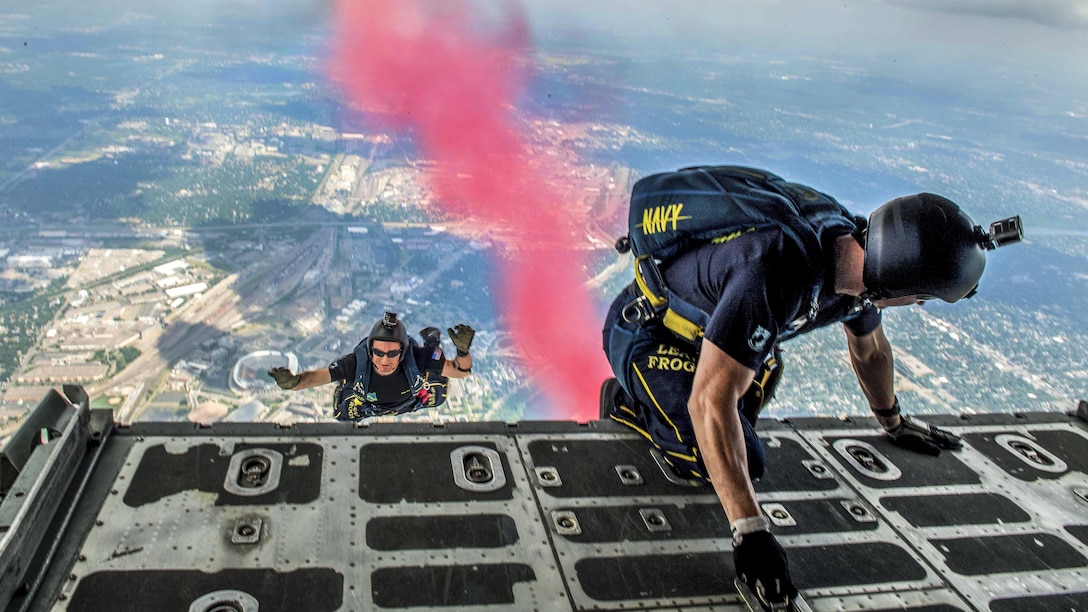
[601,165,1023,611]
[269,311,475,421]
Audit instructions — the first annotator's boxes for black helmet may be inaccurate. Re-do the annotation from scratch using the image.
[863,193,988,303]
[368,311,409,352]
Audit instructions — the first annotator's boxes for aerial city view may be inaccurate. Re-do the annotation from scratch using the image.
[0,1,1085,441]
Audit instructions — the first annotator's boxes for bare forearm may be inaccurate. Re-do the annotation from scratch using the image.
[852,350,894,408]
[690,396,761,522]
[689,339,761,523]
[292,368,332,390]
[453,351,472,373]
[845,324,897,426]
[442,351,473,379]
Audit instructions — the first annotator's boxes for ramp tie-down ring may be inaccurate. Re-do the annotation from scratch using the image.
[189,589,259,612]
[223,448,284,497]
[451,445,506,493]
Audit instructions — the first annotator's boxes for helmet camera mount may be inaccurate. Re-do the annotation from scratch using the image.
[977,216,1024,250]
[381,311,399,329]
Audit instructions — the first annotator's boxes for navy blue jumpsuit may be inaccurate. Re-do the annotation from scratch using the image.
[603,228,881,481]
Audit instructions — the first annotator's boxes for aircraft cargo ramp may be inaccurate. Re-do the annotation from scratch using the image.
[3,386,1088,611]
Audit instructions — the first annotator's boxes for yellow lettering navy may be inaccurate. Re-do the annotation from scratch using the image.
[638,203,692,236]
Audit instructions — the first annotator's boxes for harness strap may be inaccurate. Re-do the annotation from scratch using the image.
[633,255,708,343]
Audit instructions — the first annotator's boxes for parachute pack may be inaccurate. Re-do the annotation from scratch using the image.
[620,165,858,342]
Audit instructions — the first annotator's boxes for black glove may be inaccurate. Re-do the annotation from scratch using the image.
[268,366,301,390]
[733,530,798,611]
[419,326,441,344]
[885,415,962,456]
[447,324,475,357]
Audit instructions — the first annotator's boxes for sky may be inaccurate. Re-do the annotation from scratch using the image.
[10,0,1086,58]
[519,0,1088,74]
[6,0,1085,84]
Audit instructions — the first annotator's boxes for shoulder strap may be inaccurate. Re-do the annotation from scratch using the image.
[401,338,422,388]
[352,337,372,392]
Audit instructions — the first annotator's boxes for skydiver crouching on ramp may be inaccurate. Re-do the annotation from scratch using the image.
[270,311,475,421]
[601,165,1023,610]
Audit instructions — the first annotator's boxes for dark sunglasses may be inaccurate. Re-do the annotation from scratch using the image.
[371,347,403,359]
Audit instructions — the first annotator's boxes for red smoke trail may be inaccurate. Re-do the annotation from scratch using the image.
[328,0,612,420]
